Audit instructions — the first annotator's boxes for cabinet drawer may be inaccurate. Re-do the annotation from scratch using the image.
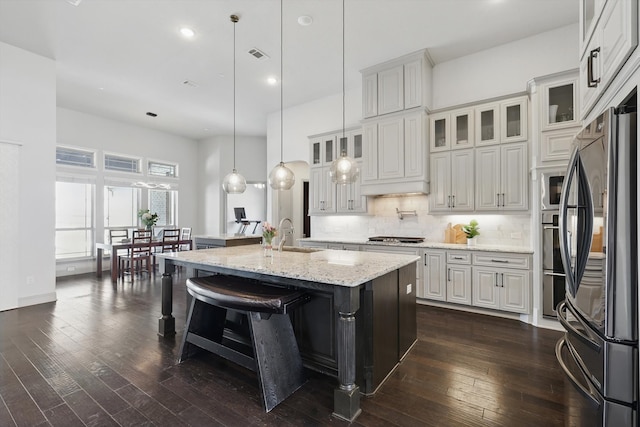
[472,252,531,270]
[446,251,471,264]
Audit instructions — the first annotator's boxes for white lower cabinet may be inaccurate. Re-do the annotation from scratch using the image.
[445,251,472,305]
[421,249,446,300]
[447,264,472,305]
[471,252,531,314]
[420,249,532,315]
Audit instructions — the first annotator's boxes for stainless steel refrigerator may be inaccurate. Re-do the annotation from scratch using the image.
[555,97,637,426]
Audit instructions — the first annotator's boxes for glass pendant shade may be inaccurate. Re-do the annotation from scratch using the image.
[268,162,295,190]
[222,169,247,194]
[330,151,359,185]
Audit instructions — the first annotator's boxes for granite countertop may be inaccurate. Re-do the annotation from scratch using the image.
[299,237,533,254]
[157,244,419,287]
[194,234,261,241]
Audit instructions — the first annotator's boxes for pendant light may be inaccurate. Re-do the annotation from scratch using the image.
[222,14,247,194]
[330,0,359,185]
[268,0,295,190]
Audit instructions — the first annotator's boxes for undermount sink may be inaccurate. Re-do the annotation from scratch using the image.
[280,246,323,253]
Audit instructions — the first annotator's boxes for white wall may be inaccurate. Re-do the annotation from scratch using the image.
[432,24,579,109]
[0,42,57,309]
[198,135,267,235]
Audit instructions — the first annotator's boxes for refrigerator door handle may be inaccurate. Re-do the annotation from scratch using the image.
[555,338,601,407]
[574,158,594,291]
[556,301,601,352]
[560,147,579,297]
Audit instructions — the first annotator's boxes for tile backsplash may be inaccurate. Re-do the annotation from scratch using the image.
[310,195,531,248]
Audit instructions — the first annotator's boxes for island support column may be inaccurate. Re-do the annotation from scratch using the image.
[158,261,176,336]
[333,286,362,422]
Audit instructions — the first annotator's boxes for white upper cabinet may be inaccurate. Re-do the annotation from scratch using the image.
[361,110,429,195]
[475,102,500,146]
[500,96,528,143]
[361,49,432,119]
[377,66,404,116]
[579,0,638,118]
[308,128,367,215]
[475,142,528,212]
[429,149,474,213]
[430,108,474,152]
[310,135,336,167]
[362,73,378,118]
[540,75,580,131]
[404,59,423,110]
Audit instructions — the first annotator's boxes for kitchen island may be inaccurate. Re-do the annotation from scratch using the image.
[156,245,419,422]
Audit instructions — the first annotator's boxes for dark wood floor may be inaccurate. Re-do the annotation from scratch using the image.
[0,272,591,426]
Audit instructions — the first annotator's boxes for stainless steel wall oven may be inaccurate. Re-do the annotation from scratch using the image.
[542,211,565,318]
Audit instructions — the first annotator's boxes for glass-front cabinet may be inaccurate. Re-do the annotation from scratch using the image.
[429,108,474,152]
[501,96,527,143]
[311,136,336,166]
[337,129,363,160]
[475,102,500,146]
[579,0,607,57]
[541,76,579,130]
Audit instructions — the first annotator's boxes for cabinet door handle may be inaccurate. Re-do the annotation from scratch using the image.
[501,193,505,207]
[447,195,451,208]
[496,193,500,207]
[501,273,504,287]
[491,259,509,263]
[495,272,499,287]
[447,268,451,282]
[587,47,601,88]
[452,195,456,208]
[453,256,464,260]
[424,253,427,267]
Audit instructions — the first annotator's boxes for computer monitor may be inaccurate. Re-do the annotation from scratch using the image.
[234,207,246,223]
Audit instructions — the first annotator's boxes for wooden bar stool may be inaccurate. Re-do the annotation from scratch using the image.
[179,275,310,412]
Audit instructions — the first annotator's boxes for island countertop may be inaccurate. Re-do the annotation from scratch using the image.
[156,244,419,287]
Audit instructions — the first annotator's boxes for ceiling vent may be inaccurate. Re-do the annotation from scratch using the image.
[248,48,270,61]
[182,80,199,87]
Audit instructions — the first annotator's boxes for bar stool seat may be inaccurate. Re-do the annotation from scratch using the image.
[178,275,310,412]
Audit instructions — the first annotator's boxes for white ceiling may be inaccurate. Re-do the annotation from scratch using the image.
[0,0,578,140]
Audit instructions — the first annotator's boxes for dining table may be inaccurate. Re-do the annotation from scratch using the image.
[96,238,193,282]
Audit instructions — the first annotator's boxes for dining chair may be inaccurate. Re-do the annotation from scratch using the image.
[120,230,152,281]
[161,228,180,253]
[179,227,192,251]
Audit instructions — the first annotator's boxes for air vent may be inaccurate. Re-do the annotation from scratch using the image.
[182,80,199,87]
[248,48,270,61]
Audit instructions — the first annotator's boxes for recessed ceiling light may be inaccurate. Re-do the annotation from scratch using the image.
[267,76,279,86]
[179,27,196,38]
[297,15,313,26]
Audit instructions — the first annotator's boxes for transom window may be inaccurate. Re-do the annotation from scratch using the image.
[105,154,140,173]
[56,147,95,168]
[148,161,178,177]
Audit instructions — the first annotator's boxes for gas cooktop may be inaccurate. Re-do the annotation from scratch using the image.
[368,236,425,244]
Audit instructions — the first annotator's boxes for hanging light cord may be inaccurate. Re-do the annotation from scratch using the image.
[280,0,284,164]
[342,0,345,141]
[232,15,237,170]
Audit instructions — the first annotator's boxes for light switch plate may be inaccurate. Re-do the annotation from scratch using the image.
[406,283,412,294]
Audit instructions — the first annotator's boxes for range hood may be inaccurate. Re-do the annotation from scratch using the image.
[360,180,430,196]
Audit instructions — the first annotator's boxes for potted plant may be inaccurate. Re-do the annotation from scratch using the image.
[462,220,480,246]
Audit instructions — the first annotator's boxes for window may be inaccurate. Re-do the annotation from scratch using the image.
[149,189,177,226]
[55,181,94,259]
[104,154,140,173]
[56,147,95,168]
[148,161,177,178]
[104,185,140,240]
